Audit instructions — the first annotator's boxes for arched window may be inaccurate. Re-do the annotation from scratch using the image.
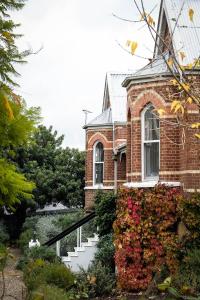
[93,142,104,185]
[142,104,160,180]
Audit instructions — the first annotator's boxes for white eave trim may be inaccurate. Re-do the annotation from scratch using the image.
[124,181,181,188]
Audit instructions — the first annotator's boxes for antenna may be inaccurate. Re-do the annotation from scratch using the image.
[82,109,92,125]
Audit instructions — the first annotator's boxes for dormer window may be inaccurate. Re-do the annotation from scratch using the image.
[93,142,104,185]
[142,105,160,180]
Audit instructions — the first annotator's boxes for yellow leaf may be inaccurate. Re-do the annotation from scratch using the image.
[195,133,200,139]
[186,97,193,104]
[189,8,194,22]
[179,83,190,92]
[179,51,186,61]
[167,57,173,67]
[156,108,165,116]
[3,96,14,120]
[130,41,138,55]
[174,103,184,114]
[191,123,200,129]
[171,100,180,111]
[186,63,193,69]
[180,65,185,71]
[170,79,178,86]
[148,15,155,27]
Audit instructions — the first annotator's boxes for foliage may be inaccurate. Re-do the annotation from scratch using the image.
[29,285,71,300]
[24,259,74,291]
[95,191,117,237]
[15,125,85,208]
[0,158,35,209]
[0,90,39,210]
[73,262,116,298]
[0,221,9,244]
[17,246,59,270]
[113,185,181,291]
[177,192,200,248]
[94,233,115,273]
[173,248,200,294]
[18,228,33,252]
[0,0,28,87]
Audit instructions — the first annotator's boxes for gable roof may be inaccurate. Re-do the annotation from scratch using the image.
[155,0,200,66]
[102,72,133,123]
[123,0,200,87]
[85,72,133,128]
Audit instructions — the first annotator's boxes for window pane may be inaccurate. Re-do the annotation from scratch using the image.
[145,107,159,140]
[95,163,103,184]
[95,143,104,162]
[144,142,159,178]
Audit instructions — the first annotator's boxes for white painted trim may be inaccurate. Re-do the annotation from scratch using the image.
[124,181,181,188]
[93,141,104,186]
[127,172,142,176]
[160,170,200,175]
[84,186,114,190]
[141,104,160,181]
[185,189,200,193]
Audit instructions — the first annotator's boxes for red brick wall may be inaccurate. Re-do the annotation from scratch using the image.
[126,78,200,190]
[85,127,114,209]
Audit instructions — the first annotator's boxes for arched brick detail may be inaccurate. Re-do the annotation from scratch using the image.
[88,132,112,148]
[131,90,166,117]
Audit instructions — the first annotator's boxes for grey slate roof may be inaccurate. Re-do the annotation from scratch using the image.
[87,107,112,126]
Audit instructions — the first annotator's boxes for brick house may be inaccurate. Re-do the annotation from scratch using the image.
[84,0,200,210]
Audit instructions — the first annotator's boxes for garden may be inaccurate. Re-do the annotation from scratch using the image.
[1,187,200,299]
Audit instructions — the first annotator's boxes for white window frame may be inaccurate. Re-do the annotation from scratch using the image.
[141,104,160,181]
[93,141,104,187]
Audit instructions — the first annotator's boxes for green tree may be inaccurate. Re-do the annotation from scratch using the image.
[16,125,85,208]
[0,0,28,87]
[0,1,40,210]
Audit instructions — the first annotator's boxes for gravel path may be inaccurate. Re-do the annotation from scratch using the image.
[0,248,27,300]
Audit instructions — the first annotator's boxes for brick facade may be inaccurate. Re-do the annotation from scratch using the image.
[84,75,200,209]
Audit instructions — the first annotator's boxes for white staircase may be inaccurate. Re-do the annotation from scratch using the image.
[61,233,99,272]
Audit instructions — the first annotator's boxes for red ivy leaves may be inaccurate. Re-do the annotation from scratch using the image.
[113,184,181,291]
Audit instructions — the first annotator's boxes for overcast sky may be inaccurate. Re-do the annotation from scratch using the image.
[12,0,159,149]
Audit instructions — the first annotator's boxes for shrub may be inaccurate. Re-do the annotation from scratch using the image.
[75,262,116,298]
[95,191,116,237]
[173,248,200,293]
[17,246,59,270]
[94,233,115,272]
[42,263,74,290]
[29,285,70,300]
[0,221,9,244]
[24,260,74,291]
[86,261,116,296]
[18,228,33,252]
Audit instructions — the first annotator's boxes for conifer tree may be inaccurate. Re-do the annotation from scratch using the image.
[0,0,27,87]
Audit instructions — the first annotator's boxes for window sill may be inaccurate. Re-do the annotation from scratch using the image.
[84,185,114,190]
[123,181,181,188]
